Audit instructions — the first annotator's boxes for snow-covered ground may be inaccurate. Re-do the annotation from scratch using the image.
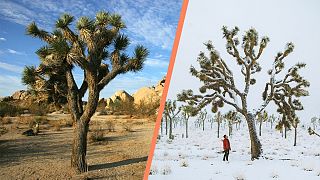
[149,121,320,179]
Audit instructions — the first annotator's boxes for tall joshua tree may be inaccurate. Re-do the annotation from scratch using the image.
[215,111,223,138]
[25,12,148,173]
[177,26,309,160]
[197,109,207,131]
[181,105,194,138]
[164,100,181,139]
[224,110,237,137]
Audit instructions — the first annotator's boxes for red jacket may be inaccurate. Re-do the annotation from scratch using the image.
[223,138,230,150]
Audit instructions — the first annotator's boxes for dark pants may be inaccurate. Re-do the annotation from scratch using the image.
[223,150,229,161]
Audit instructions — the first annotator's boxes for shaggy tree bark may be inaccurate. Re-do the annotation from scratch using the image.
[177,27,309,160]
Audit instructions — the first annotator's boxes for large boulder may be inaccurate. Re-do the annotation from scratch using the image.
[133,87,160,105]
[110,90,134,102]
[11,90,31,100]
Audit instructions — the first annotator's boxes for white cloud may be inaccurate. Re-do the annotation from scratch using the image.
[0,0,182,50]
[145,58,169,68]
[7,49,26,55]
[0,37,6,41]
[0,75,25,96]
[0,61,23,73]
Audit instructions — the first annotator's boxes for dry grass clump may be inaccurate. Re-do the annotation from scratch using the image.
[16,116,34,125]
[1,116,13,124]
[49,118,73,131]
[122,123,134,132]
[0,126,8,136]
[89,125,105,143]
[106,121,115,132]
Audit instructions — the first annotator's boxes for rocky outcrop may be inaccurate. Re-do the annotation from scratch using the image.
[132,76,165,105]
[11,90,31,100]
[110,90,134,102]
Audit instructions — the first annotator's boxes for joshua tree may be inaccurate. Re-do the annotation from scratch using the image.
[289,115,300,146]
[177,26,309,160]
[181,105,194,138]
[268,114,276,129]
[257,110,268,136]
[224,110,238,137]
[275,116,291,138]
[311,117,318,130]
[22,65,67,110]
[164,100,181,139]
[214,111,223,138]
[25,12,148,173]
[196,109,207,131]
[308,127,320,137]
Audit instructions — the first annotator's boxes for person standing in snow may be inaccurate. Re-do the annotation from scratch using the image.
[222,135,231,161]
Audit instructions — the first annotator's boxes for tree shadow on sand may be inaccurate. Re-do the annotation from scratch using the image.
[89,156,148,171]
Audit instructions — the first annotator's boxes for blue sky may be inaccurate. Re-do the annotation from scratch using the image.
[0,0,182,98]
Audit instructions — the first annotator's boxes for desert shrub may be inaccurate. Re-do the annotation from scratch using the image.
[98,109,109,115]
[109,100,136,115]
[0,102,23,117]
[0,126,8,136]
[160,165,172,175]
[122,123,134,132]
[149,165,158,175]
[59,118,73,127]
[106,121,115,132]
[53,123,61,131]
[270,172,279,178]
[34,116,49,125]
[28,103,50,116]
[17,116,34,125]
[135,99,160,118]
[233,173,246,180]
[89,125,104,142]
[1,117,13,124]
[179,159,189,167]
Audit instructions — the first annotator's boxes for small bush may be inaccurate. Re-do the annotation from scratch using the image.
[179,159,189,167]
[1,117,13,124]
[59,118,73,127]
[106,121,115,132]
[160,165,172,175]
[149,165,158,175]
[233,173,246,180]
[270,172,279,178]
[17,116,34,125]
[122,123,134,132]
[0,102,23,117]
[89,126,105,142]
[28,103,49,116]
[53,123,61,131]
[0,126,8,136]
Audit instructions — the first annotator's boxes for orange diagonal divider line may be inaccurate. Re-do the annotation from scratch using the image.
[143,0,189,179]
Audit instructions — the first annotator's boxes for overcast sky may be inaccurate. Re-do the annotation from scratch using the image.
[0,0,182,98]
[167,0,320,122]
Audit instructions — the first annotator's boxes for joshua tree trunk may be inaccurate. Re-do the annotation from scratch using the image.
[217,120,220,138]
[71,120,89,173]
[285,126,287,139]
[165,116,168,135]
[259,119,262,136]
[169,117,173,139]
[186,119,188,138]
[202,119,205,131]
[245,113,262,160]
[294,127,297,146]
